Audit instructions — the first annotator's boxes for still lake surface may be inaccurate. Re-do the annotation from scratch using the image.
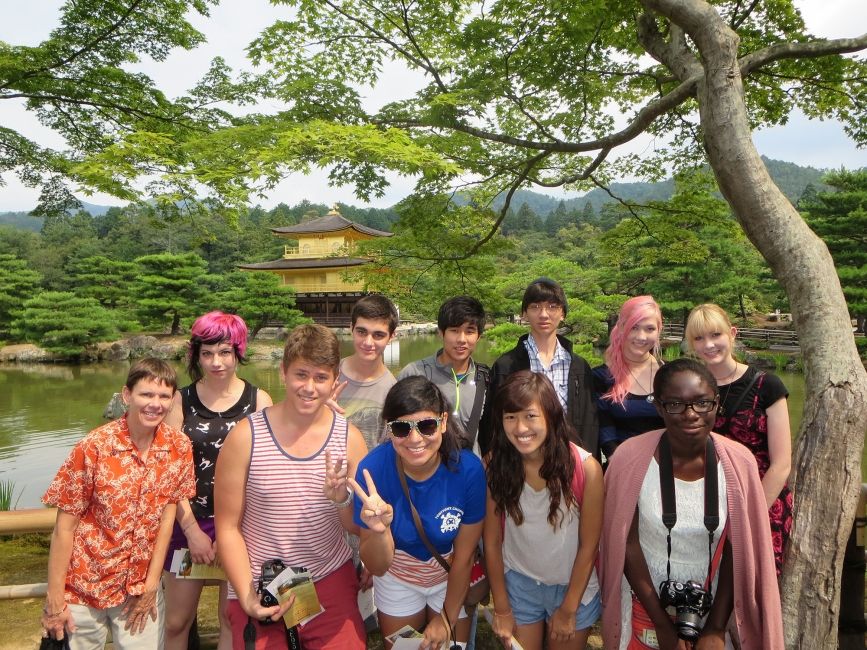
[0,334,812,508]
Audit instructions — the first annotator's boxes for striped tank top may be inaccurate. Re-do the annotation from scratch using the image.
[229,408,353,599]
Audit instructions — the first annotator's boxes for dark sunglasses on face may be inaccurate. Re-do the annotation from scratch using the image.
[658,398,718,415]
[387,417,442,438]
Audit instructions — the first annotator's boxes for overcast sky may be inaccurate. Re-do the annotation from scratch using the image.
[0,0,864,212]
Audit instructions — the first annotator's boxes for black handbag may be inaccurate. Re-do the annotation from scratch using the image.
[39,636,71,650]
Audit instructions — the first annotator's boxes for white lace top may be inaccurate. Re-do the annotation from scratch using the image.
[619,457,731,650]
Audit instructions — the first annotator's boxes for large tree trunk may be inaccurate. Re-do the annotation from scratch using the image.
[648,1,867,647]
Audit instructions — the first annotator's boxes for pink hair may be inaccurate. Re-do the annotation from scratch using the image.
[603,296,663,406]
[190,311,249,358]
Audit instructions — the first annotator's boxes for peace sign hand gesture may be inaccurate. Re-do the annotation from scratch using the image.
[323,450,352,504]
[348,469,394,533]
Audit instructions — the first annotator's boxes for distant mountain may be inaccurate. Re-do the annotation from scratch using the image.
[0,200,118,230]
[0,158,835,229]
[0,211,43,232]
[487,157,832,217]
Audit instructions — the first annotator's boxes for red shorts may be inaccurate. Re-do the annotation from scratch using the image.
[227,561,365,650]
[629,597,669,649]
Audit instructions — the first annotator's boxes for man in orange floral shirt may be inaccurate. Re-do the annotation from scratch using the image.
[40,358,196,649]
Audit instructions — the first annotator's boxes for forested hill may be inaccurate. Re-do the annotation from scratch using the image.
[0,157,835,229]
[485,157,832,216]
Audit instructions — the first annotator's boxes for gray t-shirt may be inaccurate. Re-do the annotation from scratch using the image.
[338,360,396,449]
[397,351,485,453]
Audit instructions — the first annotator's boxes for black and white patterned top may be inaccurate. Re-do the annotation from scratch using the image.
[180,379,257,519]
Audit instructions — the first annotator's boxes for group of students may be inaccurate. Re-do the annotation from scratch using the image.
[39,277,789,650]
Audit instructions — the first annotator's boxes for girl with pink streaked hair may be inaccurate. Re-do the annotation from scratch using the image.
[592,296,665,460]
[162,311,273,650]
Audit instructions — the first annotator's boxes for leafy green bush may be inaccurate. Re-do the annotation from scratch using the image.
[12,292,118,358]
[484,323,528,356]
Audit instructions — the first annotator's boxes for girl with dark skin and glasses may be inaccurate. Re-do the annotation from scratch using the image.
[600,359,783,650]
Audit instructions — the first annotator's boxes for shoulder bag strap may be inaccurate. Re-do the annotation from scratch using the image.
[464,364,490,449]
[722,369,763,417]
[395,454,452,573]
[569,443,586,507]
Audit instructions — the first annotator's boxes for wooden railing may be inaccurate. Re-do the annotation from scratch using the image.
[291,281,365,293]
[0,508,55,600]
[663,323,801,346]
[283,244,351,258]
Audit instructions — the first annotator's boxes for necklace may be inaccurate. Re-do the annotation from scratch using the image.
[628,358,656,403]
[450,358,476,416]
[717,363,740,417]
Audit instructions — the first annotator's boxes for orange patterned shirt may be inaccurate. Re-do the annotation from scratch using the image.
[42,416,195,609]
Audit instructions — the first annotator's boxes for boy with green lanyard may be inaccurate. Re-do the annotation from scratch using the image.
[397,296,489,456]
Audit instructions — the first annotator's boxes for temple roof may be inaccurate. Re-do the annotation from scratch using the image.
[237,257,369,271]
[271,208,392,238]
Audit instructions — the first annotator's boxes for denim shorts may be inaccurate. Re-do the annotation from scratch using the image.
[504,569,602,630]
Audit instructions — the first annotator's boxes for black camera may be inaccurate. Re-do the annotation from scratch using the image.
[658,579,713,641]
[257,558,286,620]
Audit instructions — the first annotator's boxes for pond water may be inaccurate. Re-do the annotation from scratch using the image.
[0,334,817,508]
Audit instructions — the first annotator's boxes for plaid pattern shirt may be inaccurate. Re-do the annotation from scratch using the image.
[524,334,572,409]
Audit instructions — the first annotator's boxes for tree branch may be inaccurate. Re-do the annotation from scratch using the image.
[637,12,701,80]
[462,151,550,257]
[383,77,697,153]
[2,0,147,87]
[739,34,867,77]
[529,147,610,187]
[730,0,760,30]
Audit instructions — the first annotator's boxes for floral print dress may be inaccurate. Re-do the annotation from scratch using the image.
[715,365,793,575]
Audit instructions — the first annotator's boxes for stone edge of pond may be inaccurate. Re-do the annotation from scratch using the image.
[0,323,441,364]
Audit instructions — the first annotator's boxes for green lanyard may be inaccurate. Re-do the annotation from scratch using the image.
[450,359,476,416]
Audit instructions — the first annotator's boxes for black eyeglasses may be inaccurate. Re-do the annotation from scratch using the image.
[387,417,442,438]
[658,399,718,415]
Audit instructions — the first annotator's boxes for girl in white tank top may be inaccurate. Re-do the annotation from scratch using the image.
[483,370,604,650]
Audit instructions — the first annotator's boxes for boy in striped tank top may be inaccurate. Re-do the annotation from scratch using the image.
[215,324,368,650]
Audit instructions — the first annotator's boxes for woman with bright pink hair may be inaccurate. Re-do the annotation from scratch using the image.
[162,311,272,649]
[592,297,665,460]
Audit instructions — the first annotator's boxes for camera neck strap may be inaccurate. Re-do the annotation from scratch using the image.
[658,432,719,586]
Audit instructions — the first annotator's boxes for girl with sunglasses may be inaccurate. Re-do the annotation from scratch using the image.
[601,359,782,650]
[349,376,486,649]
[483,371,603,650]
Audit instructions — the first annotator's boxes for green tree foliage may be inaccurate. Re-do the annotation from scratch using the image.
[802,169,867,331]
[502,202,543,234]
[39,210,101,290]
[0,254,42,338]
[213,272,310,337]
[0,0,236,215]
[11,292,117,357]
[598,170,781,322]
[352,193,507,318]
[132,253,208,334]
[67,255,137,309]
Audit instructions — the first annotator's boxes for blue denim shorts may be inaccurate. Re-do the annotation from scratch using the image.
[504,569,602,630]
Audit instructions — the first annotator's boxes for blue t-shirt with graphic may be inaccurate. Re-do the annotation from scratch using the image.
[354,441,486,561]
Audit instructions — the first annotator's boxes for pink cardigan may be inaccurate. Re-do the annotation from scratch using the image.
[600,429,783,650]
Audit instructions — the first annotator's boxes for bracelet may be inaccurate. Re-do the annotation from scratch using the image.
[334,488,354,508]
[43,603,67,618]
[494,610,513,618]
[182,521,198,534]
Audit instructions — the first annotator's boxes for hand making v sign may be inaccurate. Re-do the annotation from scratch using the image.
[348,469,394,532]
[323,450,352,504]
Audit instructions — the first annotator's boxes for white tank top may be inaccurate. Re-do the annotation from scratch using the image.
[502,447,599,604]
